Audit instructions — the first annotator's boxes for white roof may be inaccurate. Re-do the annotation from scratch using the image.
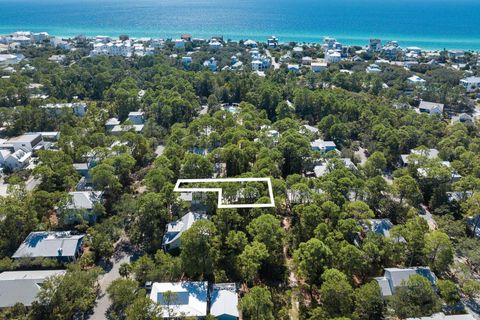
[163,212,208,246]
[461,76,480,83]
[407,313,475,320]
[66,191,103,210]
[12,231,84,259]
[149,282,208,318]
[210,283,239,318]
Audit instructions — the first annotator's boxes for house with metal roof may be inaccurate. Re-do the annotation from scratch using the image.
[148,281,239,319]
[375,267,437,298]
[310,139,337,153]
[149,281,208,318]
[61,191,104,224]
[210,283,239,320]
[0,270,66,308]
[418,100,444,116]
[162,212,209,251]
[12,231,84,262]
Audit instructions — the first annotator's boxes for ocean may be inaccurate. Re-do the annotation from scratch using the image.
[1,0,480,50]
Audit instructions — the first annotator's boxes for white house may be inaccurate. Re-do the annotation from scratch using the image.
[210,283,239,319]
[287,64,300,73]
[243,39,257,48]
[460,76,480,93]
[408,75,426,86]
[4,148,31,170]
[310,139,337,153]
[149,282,208,318]
[418,101,444,115]
[311,62,327,73]
[40,102,88,117]
[209,40,223,50]
[325,50,342,64]
[162,212,209,251]
[366,64,381,74]
[12,231,85,262]
[105,118,121,131]
[110,124,144,135]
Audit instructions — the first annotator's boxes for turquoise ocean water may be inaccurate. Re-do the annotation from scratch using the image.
[1,0,480,50]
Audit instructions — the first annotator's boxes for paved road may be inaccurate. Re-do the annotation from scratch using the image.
[89,243,132,320]
[266,50,280,70]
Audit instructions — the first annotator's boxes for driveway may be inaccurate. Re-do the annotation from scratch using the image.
[89,240,133,320]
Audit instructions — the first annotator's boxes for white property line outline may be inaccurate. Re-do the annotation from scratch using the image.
[173,178,275,208]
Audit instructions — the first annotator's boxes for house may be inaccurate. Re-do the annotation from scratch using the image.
[467,215,480,239]
[0,270,66,308]
[406,313,475,320]
[105,117,121,131]
[267,36,278,48]
[203,57,218,72]
[110,124,144,135]
[400,148,439,166]
[311,62,327,73]
[174,39,186,49]
[211,283,239,320]
[287,64,300,73]
[451,113,474,125]
[375,267,437,298]
[40,102,88,117]
[62,191,104,224]
[460,76,480,93]
[302,124,319,135]
[310,139,337,153]
[313,158,356,178]
[302,56,313,65]
[127,111,145,125]
[251,60,263,71]
[2,133,43,152]
[368,39,382,52]
[243,39,257,48]
[447,50,465,60]
[408,75,426,86]
[12,231,85,262]
[4,148,31,170]
[366,64,382,73]
[209,40,223,50]
[325,50,342,64]
[162,212,209,251]
[418,101,444,115]
[355,219,405,246]
[0,53,24,67]
[182,56,193,67]
[149,281,208,318]
[0,149,11,166]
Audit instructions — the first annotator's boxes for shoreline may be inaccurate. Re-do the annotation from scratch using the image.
[2,28,480,52]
